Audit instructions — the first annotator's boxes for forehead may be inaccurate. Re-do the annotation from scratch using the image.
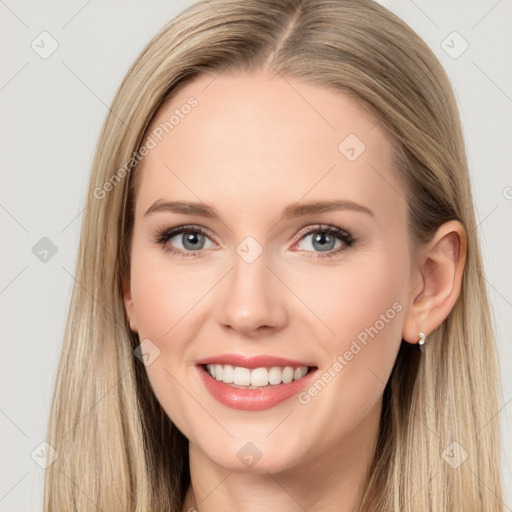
[133,71,405,223]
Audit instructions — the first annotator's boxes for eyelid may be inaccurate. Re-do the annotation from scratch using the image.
[152,224,218,249]
[153,223,356,259]
[293,224,354,246]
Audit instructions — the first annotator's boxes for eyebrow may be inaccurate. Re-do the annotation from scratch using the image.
[144,199,374,219]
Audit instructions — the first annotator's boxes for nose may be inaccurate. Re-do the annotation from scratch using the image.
[216,250,288,336]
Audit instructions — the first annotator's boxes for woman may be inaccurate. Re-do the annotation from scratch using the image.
[43,0,504,510]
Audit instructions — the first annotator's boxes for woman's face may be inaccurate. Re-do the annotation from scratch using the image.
[124,70,417,474]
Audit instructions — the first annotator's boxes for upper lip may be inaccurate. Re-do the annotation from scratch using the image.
[195,353,316,369]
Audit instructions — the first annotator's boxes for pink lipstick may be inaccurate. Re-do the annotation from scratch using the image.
[195,354,318,411]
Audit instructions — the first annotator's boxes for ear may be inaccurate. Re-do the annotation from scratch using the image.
[122,275,138,333]
[402,220,467,346]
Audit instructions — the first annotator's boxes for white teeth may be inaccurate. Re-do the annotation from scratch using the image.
[294,367,305,380]
[205,364,309,387]
[222,364,234,383]
[268,367,282,385]
[250,367,268,386]
[282,366,294,384]
[233,366,251,386]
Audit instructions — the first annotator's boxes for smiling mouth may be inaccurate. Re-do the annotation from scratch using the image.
[201,363,316,389]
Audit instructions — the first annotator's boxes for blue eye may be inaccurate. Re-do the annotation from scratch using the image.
[293,224,355,259]
[154,225,215,258]
[152,224,356,260]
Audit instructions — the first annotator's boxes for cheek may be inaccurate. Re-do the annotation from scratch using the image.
[290,256,407,449]
[336,261,404,345]
[293,246,407,404]
[128,247,211,434]
[130,246,211,338]
[291,249,407,349]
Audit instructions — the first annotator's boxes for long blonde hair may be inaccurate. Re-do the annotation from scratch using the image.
[43,0,503,510]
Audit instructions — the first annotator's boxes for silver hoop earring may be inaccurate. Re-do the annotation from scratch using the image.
[418,331,426,349]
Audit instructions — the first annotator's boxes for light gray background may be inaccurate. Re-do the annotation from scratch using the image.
[1,1,511,510]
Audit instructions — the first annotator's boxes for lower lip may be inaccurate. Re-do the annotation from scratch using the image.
[196,365,318,411]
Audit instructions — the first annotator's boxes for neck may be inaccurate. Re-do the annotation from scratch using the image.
[181,399,381,512]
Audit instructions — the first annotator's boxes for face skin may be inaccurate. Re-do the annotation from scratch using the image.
[123,70,466,512]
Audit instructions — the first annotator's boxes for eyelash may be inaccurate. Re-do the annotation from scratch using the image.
[152,223,356,260]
